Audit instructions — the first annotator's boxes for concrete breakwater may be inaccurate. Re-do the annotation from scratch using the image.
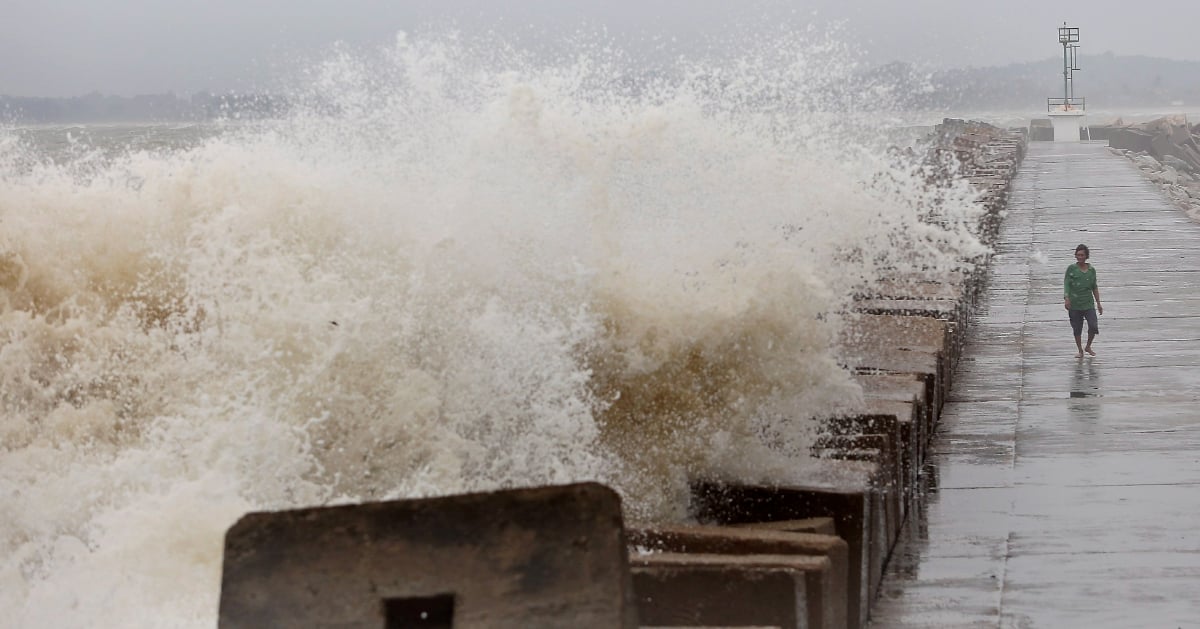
[871,139,1200,626]
[216,120,1028,629]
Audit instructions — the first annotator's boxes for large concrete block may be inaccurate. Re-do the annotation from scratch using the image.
[627,524,848,629]
[856,373,931,449]
[844,313,956,376]
[218,483,637,629]
[843,312,959,419]
[842,344,941,428]
[630,552,832,629]
[731,517,837,536]
[853,297,961,322]
[855,400,921,513]
[867,277,963,302]
[1084,125,1126,142]
[825,404,912,488]
[691,471,883,629]
[1029,119,1053,141]
[1108,127,1153,153]
[813,434,901,551]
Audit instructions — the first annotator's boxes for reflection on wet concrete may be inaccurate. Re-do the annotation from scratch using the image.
[1068,358,1101,399]
[874,460,938,583]
[869,142,1200,628]
[1067,360,1103,426]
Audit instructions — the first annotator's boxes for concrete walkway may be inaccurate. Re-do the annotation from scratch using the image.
[871,142,1200,628]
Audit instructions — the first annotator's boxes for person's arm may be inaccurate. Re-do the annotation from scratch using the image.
[1064,268,1071,310]
[1093,286,1102,315]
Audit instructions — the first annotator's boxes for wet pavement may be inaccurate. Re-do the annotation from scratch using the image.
[870,142,1200,628]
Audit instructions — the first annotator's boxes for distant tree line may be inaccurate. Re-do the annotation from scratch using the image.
[855,53,1200,111]
[4,54,1198,123]
[0,91,291,124]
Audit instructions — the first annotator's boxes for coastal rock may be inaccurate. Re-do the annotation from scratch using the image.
[1109,116,1200,175]
[1160,166,1181,185]
[1116,134,1200,224]
[1167,184,1189,202]
[1163,154,1195,174]
[1134,154,1162,170]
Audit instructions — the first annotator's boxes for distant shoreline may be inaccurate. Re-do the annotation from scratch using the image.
[5,51,1198,125]
[0,92,290,125]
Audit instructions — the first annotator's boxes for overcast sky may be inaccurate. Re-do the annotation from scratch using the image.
[4,0,1198,97]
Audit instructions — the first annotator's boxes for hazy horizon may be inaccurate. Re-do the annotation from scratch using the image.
[4,0,1199,98]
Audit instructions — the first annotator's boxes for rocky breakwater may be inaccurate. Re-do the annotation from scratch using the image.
[1106,116,1200,221]
[214,121,1028,629]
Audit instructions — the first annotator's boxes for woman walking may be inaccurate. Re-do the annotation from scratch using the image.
[1064,243,1103,357]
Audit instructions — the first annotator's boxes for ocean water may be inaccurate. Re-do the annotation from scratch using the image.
[0,31,986,627]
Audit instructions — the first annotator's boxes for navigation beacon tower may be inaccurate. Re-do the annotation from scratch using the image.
[1047,24,1086,142]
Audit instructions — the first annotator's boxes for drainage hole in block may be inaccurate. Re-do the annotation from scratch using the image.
[384,593,455,628]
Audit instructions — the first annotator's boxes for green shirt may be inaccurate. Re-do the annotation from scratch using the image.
[1064,264,1097,310]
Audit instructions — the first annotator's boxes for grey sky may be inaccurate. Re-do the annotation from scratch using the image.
[3,0,1197,97]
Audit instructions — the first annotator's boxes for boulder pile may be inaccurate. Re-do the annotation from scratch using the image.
[1105,116,1200,220]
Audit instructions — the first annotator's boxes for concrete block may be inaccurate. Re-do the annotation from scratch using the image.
[630,552,832,629]
[864,279,962,302]
[813,434,901,549]
[1108,127,1154,153]
[731,517,837,536]
[627,524,848,629]
[856,373,932,445]
[1152,133,1186,164]
[841,313,954,419]
[814,449,897,575]
[853,297,961,325]
[824,403,921,526]
[842,313,949,351]
[864,275,972,317]
[1169,122,1193,146]
[840,344,940,429]
[1084,125,1125,142]
[691,471,883,629]
[1182,145,1200,172]
[859,400,920,511]
[218,483,637,629]
[1029,119,1053,141]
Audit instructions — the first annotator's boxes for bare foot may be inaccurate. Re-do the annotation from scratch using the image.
[1075,351,1084,358]
[1085,347,1096,356]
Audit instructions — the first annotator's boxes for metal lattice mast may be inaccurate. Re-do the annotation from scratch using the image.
[1058,24,1080,107]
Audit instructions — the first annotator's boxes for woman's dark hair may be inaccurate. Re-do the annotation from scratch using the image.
[1075,244,1089,259]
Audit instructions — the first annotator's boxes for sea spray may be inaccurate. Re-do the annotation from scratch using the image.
[1,28,984,627]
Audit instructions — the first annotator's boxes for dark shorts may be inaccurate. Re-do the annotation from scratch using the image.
[1069,308,1099,336]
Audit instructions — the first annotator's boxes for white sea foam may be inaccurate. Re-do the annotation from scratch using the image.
[0,28,984,628]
